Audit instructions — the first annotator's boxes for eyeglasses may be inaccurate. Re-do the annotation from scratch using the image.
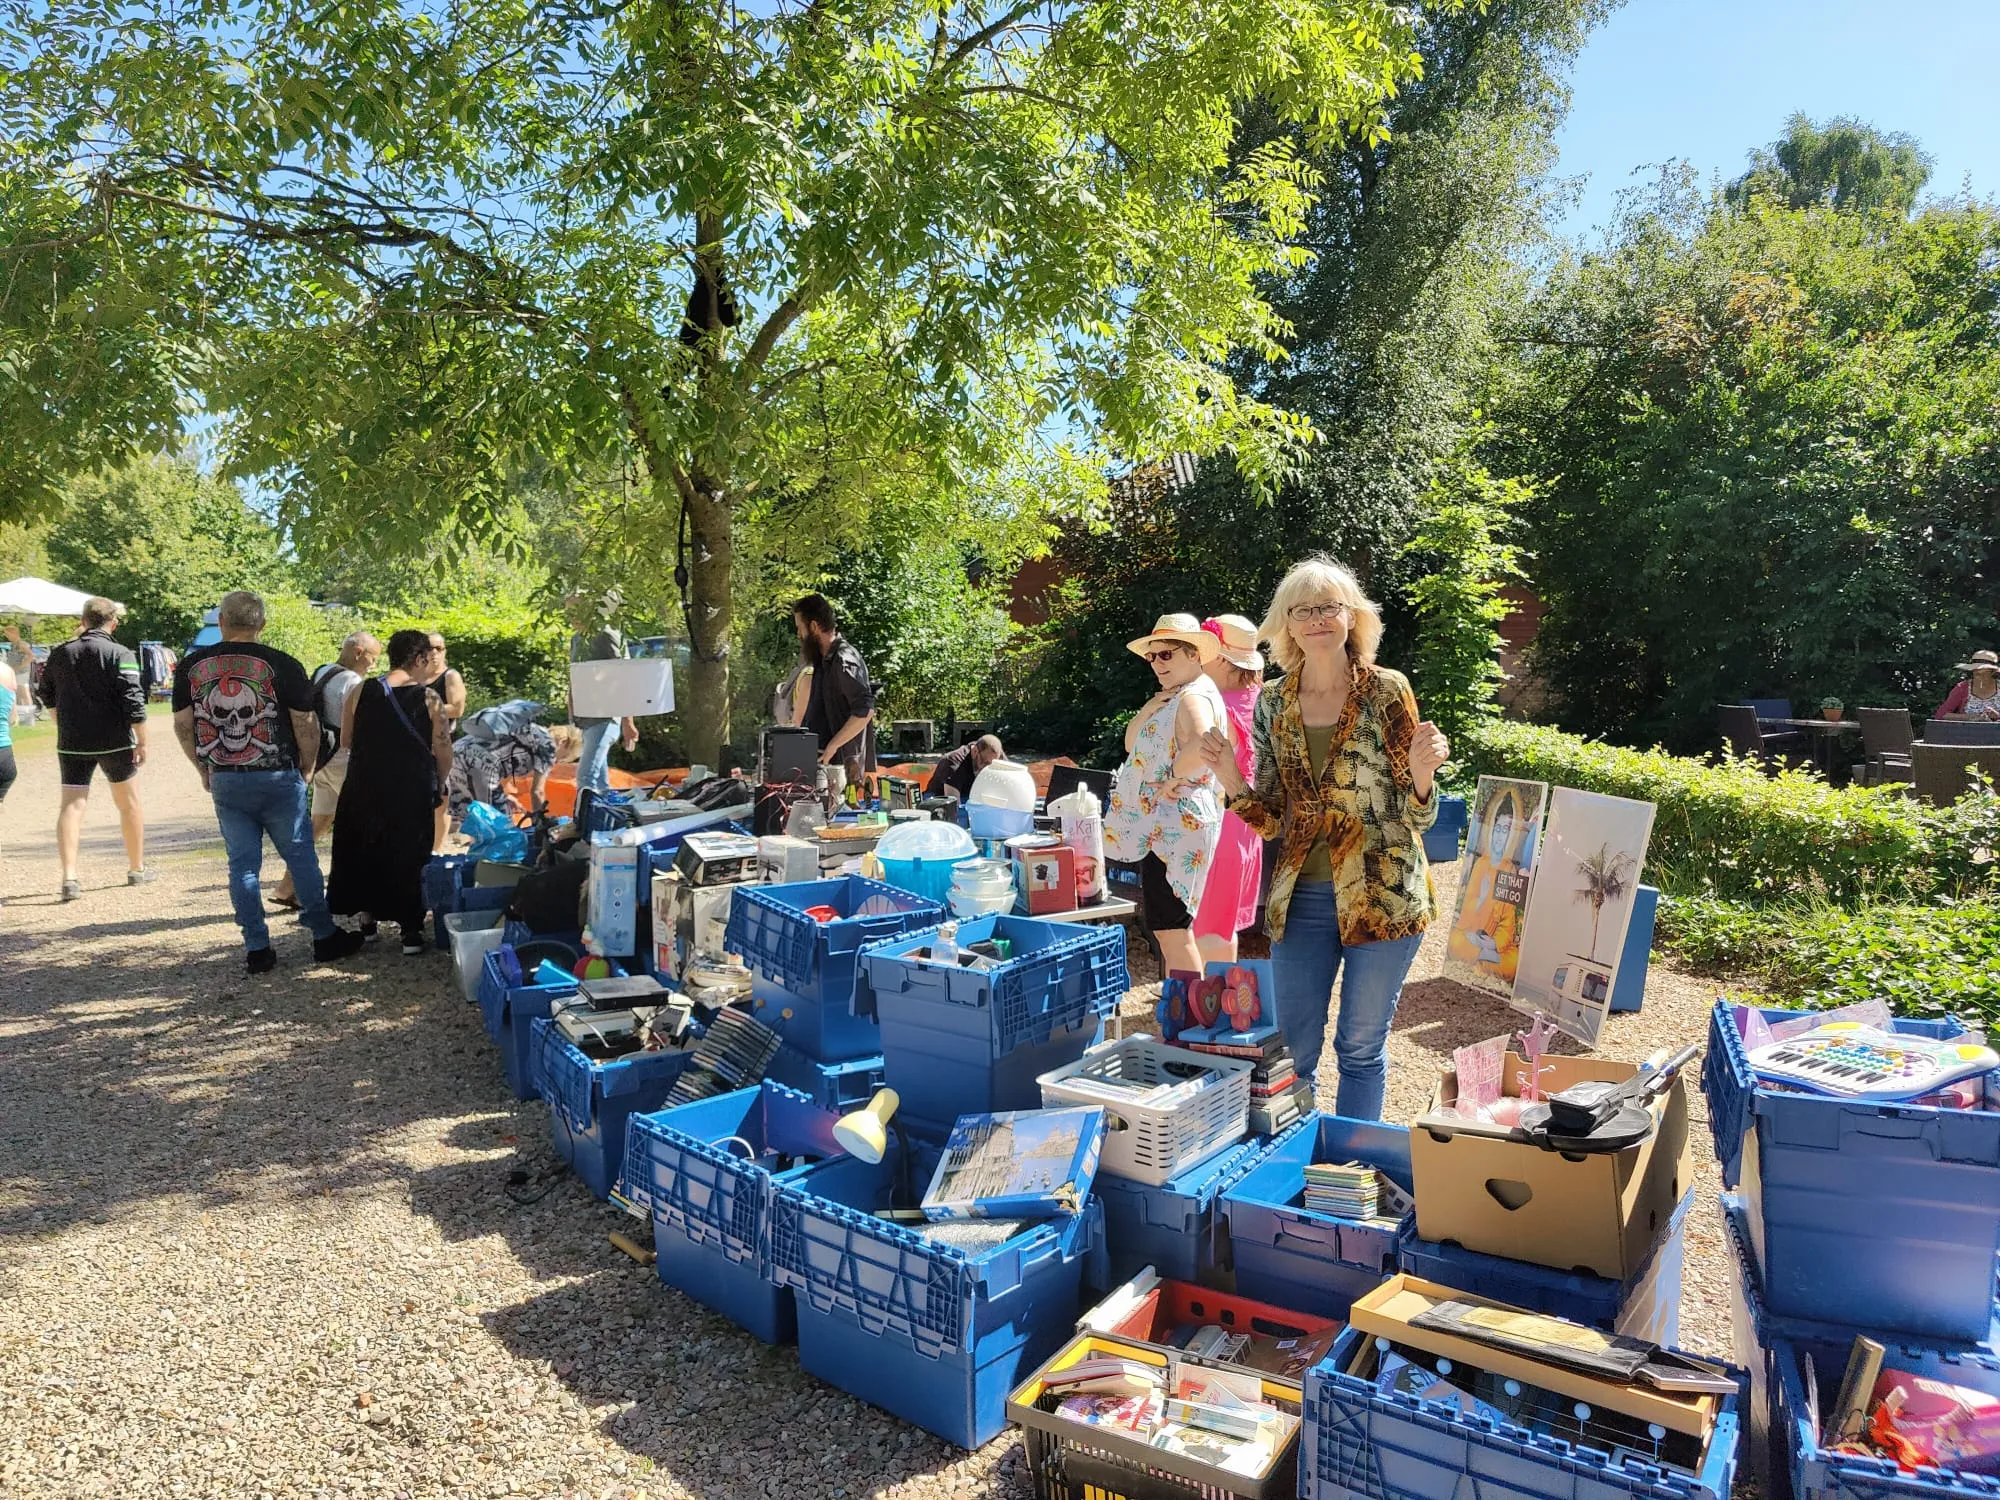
[1142,647,1189,664]
[1289,602,1350,623]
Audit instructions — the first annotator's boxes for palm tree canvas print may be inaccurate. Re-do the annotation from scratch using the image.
[1508,787,1656,1047]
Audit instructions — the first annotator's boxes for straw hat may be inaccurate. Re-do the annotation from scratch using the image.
[1201,615,1264,672]
[1957,649,2000,674]
[1127,612,1221,663]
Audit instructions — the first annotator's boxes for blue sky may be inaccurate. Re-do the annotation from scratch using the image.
[1550,0,2000,241]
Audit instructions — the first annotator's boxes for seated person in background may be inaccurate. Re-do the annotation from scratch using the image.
[1937,650,2000,721]
[925,733,1004,801]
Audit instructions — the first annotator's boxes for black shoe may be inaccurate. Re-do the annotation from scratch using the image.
[313,928,367,963]
[358,920,379,942]
[246,947,278,975]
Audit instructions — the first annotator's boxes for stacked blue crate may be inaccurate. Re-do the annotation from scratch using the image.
[768,1135,1105,1449]
[531,1018,695,1199]
[618,1083,843,1344]
[1704,999,2000,1343]
[1222,1114,1408,1319]
[1396,1187,1694,1344]
[1301,1328,1744,1500]
[725,876,946,1061]
[852,913,1126,1136]
[474,945,620,1102]
[763,1046,887,1113]
[1722,1191,2000,1500]
[1089,1134,1267,1292]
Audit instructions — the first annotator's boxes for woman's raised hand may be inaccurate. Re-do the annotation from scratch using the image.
[1197,726,1230,767]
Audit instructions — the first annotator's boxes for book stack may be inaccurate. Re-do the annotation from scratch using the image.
[1183,1024,1314,1135]
[1303,1160,1380,1219]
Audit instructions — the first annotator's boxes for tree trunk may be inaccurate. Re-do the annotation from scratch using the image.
[681,471,733,766]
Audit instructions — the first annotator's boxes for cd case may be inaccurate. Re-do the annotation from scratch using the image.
[922,1107,1106,1221]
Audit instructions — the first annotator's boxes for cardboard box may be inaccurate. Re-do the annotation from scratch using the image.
[1408,1052,1691,1280]
[586,843,641,956]
[1014,841,1076,916]
[675,830,759,886]
[651,871,752,980]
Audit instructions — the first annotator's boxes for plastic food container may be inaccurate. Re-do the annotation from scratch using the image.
[872,818,977,903]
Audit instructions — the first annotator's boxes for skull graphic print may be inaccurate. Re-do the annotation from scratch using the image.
[190,654,283,768]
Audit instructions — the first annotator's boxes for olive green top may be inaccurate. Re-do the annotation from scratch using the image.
[1299,722,1337,883]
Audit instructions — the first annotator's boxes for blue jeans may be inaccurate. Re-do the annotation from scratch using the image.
[576,721,615,794]
[1270,882,1424,1121]
[210,770,336,949]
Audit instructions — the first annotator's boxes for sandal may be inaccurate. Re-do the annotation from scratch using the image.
[268,893,302,911]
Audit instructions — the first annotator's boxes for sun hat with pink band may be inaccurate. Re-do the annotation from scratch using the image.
[1201,614,1265,672]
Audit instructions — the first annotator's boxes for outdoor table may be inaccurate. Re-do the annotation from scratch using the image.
[1758,716,1860,783]
[1037,895,1138,924]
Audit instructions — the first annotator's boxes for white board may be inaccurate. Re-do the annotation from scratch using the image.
[1507,786,1656,1048]
[569,658,674,719]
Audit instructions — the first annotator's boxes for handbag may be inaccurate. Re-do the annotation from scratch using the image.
[380,680,443,808]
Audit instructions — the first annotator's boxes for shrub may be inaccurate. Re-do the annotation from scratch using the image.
[1462,718,2000,905]
[1661,890,2000,1028]
[374,601,567,712]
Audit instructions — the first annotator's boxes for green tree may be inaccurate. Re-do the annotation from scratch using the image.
[1,0,1456,763]
[1490,161,2000,747]
[823,536,1014,724]
[1726,112,1933,216]
[995,0,1609,754]
[45,457,293,647]
[1402,452,1527,748]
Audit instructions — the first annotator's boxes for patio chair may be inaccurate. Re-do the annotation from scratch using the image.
[1747,698,1794,722]
[1913,743,2000,805]
[1856,708,1914,786]
[1719,705,1806,769]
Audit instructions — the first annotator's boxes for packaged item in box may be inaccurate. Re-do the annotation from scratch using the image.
[1015,840,1077,915]
[921,1106,1106,1220]
[757,834,819,885]
[675,830,759,886]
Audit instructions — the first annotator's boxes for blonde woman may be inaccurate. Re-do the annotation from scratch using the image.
[1198,559,1449,1120]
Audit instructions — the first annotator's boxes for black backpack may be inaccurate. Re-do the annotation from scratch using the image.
[308,665,345,770]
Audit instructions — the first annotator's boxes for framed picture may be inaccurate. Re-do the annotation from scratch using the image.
[1508,787,1656,1047]
[1444,777,1549,998]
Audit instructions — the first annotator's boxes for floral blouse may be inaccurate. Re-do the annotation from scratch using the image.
[1228,662,1437,945]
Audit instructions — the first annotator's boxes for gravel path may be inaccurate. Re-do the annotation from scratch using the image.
[1,723,1739,1498]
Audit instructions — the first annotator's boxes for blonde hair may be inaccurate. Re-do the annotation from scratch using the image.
[1260,557,1383,676]
[549,724,585,763]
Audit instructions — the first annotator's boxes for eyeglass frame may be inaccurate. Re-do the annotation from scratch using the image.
[1288,601,1351,623]
[1141,645,1193,663]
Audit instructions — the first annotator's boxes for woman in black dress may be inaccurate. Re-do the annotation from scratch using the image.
[328,630,454,954]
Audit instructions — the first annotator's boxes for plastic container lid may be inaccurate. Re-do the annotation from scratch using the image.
[969,760,1036,813]
[873,817,977,864]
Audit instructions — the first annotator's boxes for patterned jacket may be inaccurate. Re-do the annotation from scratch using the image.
[1228,662,1437,945]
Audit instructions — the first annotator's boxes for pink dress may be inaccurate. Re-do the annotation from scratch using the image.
[1194,683,1263,940]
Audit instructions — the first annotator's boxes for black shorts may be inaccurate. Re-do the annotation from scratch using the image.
[59,747,138,788]
[1139,851,1193,931]
[0,746,14,802]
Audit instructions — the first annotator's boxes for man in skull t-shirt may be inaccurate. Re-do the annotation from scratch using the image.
[171,589,366,973]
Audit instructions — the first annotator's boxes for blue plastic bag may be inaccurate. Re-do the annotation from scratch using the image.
[463,801,530,863]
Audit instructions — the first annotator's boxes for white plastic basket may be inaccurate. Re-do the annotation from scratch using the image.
[447,908,508,1005]
[1037,1036,1254,1186]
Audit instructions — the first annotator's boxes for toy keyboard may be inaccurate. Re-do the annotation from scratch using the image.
[1747,1022,1999,1102]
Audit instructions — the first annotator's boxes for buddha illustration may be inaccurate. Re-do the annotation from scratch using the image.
[1448,785,1536,984]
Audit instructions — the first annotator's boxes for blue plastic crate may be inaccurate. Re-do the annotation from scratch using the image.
[619,1084,842,1344]
[726,876,947,1061]
[1702,1000,2000,1342]
[1091,1135,1266,1292]
[1397,1188,1692,1344]
[1302,1327,1743,1500]
[1420,794,1468,865]
[771,1143,1103,1448]
[531,1020,695,1199]
[1722,1191,2000,1500]
[853,914,1127,1134]
[763,1046,887,1113]
[424,853,476,915]
[1607,885,1659,1013]
[1223,1114,1409,1319]
[475,945,609,1101]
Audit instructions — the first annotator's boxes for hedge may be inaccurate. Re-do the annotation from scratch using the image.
[1460,719,2000,905]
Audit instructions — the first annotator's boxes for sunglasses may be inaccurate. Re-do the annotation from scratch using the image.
[1142,647,1191,664]
[1289,602,1350,623]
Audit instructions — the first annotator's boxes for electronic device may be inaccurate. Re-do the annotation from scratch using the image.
[1747,1023,1999,1101]
[761,727,820,786]
[675,830,760,887]
[586,842,641,957]
[1044,764,1115,811]
[554,1002,659,1049]
[577,973,668,1010]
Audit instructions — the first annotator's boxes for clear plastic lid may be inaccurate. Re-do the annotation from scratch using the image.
[874,817,977,864]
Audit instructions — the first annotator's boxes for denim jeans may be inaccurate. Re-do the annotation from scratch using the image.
[1270,882,1425,1121]
[210,769,336,949]
[576,720,615,795]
